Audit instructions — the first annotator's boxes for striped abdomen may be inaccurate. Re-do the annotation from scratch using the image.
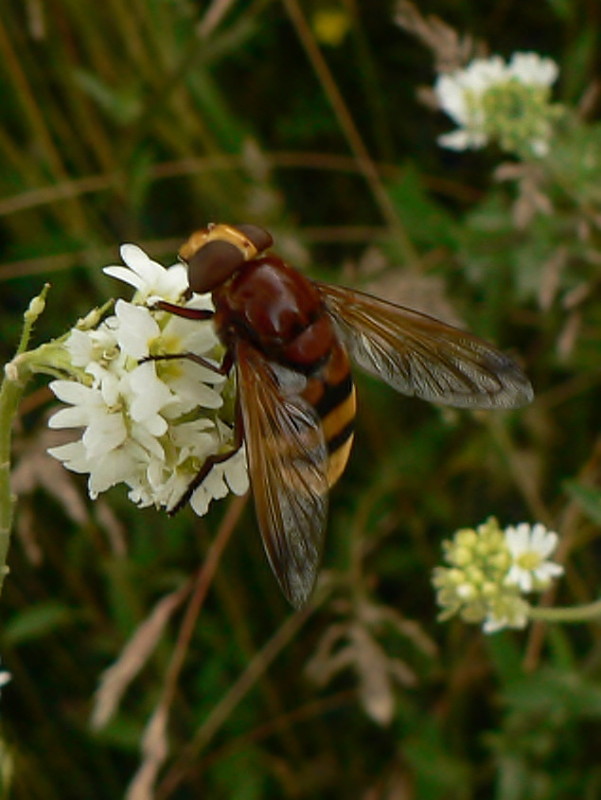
[302,340,356,487]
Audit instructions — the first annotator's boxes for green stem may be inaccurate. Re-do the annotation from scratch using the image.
[528,598,601,624]
[0,285,51,596]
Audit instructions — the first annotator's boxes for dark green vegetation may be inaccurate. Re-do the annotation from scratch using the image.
[2,1,601,797]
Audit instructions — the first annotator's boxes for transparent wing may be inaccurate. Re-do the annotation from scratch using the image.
[236,339,329,608]
[317,282,533,409]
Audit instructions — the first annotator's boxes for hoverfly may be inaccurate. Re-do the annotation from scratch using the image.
[151,223,533,608]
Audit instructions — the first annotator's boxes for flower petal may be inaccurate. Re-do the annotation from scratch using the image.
[115,300,159,359]
[48,405,90,429]
[83,412,128,457]
[49,380,95,405]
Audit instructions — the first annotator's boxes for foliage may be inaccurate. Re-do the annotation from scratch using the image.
[1,1,601,798]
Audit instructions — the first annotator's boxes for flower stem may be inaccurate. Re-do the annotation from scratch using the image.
[0,285,50,595]
[529,598,601,623]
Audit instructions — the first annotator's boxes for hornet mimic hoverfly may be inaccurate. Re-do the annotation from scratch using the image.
[150,223,533,608]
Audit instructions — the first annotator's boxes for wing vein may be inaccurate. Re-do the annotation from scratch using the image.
[318,282,532,409]
[236,340,329,607]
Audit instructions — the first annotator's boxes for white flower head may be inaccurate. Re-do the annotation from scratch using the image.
[48,245,248,516]
[504,522,564,592]
[0,662,11,695]
[433,517,564,634]
[434,51,562,157]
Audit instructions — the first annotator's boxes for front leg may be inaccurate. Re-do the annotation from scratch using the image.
[150,299,214,321]
[145,299,232,375]
[140,349,234,377]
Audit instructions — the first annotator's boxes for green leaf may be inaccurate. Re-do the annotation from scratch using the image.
[504,667,601,719]
[72,70,142,125]
[3,602,75,645]
[387,164,458,252]
[564,480,601,525]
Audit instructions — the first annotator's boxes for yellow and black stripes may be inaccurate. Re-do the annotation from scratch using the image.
[302,342,356,488]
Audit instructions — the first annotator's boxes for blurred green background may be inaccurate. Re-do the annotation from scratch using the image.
[3,1,601,798]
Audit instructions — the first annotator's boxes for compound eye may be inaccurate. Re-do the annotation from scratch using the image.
[186,240,245,293]
[233,223,273,254]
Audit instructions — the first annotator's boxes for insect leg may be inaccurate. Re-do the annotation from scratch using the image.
[168,389,245,516]
[149,300,214,321]
[144,300,231,373]
[140,350,233,376]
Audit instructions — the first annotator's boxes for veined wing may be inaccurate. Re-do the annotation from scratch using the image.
[317,282,533,409]
[235,339,329,608]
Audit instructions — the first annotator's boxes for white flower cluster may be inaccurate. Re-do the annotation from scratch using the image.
[435,52,561,157]
[47,245,248,516]
[0,661,10,697]
[432,518,564,633]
